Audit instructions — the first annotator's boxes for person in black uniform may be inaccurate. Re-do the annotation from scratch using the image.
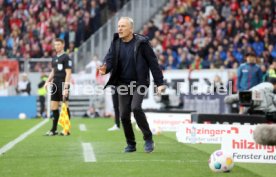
[44,38,72,136]
[98,17,166,153]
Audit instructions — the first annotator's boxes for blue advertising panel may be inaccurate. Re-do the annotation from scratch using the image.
[0,96,37,119]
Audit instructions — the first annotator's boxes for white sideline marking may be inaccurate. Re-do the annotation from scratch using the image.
[79,124,87,131]
[82,143,96,162]
[101,159,202,163]
[0,119,49,155]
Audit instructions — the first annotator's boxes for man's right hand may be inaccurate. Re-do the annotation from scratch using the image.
[157,85,166,95]
[97,64,107,75]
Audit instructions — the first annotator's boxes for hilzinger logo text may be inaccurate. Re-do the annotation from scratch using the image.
[185,127,239,136]
[232,139,276,153]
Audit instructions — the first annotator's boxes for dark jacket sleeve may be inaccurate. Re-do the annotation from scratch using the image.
[141,42,164,86]
[26,82,31,95]
[22,82,31,95]
[103,42,114,73]
[38,81,45,88]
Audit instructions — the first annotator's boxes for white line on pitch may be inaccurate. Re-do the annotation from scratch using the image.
[82,143,96,162]
[79,124,87,131]
[100,159,202,163]
[0,119,49,155]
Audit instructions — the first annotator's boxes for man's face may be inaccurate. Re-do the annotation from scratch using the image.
[247,56,256,64]
[22,75,27,81]
[117,18,133,39]
[54,41,64,53]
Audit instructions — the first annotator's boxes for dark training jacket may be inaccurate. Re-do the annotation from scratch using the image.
[103,33,164,88]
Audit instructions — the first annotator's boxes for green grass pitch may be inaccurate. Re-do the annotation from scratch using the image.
[0,118,275,177]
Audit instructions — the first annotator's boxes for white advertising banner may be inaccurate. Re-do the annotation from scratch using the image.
[70,73,108,96]
[70,73,114,114]
[142,69,230,109]
[221,126,276,164]
[70,73,95,96]
[176,124,241,144]
[146,112,191,132]
[163,69,229,94]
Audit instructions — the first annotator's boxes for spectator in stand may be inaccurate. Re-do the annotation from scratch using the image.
[166,55,178,70]
[224,51,238,69]
[75,9,85,47]
[228,71,238,94]
[0,0,129,60]
[151,38,163,55]
[147,20,158,40]
[261,64,269,82]
[3,0,276,74]
[202,54,211,69]
[268,45,276,63]
[99,0,108,24]
[268,60,276,79]
[16,73,31,96]
[107,0,118,16]
[90,0,101,33]
[212,75,225,94]
[158,54,167,70]
[137,0,276,72]
[190,55,202,70]
[178,51,191,69]
[83,11,92,41]
[252,35,264,57]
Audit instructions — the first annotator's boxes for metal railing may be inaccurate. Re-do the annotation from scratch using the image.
[17,51,77,73]
[75,0,168,72]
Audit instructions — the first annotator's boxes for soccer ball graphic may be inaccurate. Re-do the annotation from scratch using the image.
[208,150,234,172]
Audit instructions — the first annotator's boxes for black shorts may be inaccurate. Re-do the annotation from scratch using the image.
[51,79,69,102]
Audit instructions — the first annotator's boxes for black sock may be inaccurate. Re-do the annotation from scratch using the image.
[67,108,71,120]
[51,110,59,132]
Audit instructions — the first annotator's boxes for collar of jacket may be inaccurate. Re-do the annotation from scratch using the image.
[113,33,149,63]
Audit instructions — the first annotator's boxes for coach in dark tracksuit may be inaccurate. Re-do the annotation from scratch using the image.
[98,17,165,153]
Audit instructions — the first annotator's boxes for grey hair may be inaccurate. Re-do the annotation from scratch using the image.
[119,16,134,29]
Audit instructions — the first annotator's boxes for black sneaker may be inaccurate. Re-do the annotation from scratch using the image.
[144,140,154,153]
[124,145,136,153]
[45,131,58,136]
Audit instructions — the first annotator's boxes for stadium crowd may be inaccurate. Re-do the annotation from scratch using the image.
[1,0,276,75]
[0,0,129,60]
[142,0,276,71]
